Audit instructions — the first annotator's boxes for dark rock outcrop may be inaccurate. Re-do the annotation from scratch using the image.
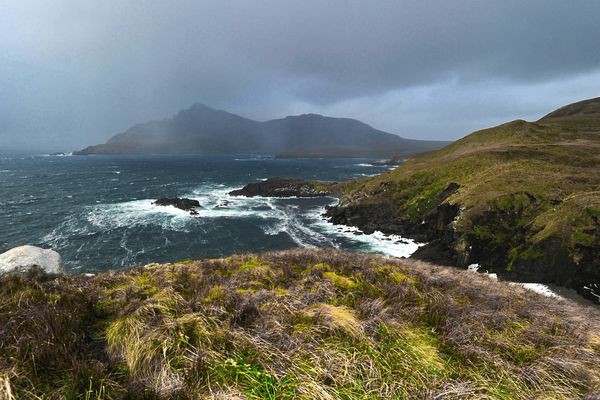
[325,203,405,235]
[229,177,332,198]
[325,183,461,241]
[153,197,201,215]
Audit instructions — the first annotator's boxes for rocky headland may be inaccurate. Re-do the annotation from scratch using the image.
[229,177,336,198]
[327,98,600,302]
[231,98,600,303]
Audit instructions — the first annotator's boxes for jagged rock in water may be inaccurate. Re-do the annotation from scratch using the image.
[153,197,201,214]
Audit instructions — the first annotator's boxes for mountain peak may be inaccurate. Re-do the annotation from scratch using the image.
[74,102,447,157]
[283,113,325,120]
[189,102,216,111]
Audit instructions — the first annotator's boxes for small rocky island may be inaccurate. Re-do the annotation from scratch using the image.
[229,177,334,198]
[153,197,201,215]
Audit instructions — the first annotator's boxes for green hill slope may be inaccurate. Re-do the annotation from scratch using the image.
[327,98,600,301]
[1,249,598,399]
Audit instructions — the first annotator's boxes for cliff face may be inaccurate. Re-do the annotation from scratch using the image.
[327,98,600,302]
[74,103,447,158]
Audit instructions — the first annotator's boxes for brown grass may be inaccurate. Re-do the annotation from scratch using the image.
[0,249,598,399]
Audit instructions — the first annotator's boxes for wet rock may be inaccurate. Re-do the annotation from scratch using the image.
[229,177,332,198]
[215,200,232,208]
[153,197,201,214]
[438,182,460,201]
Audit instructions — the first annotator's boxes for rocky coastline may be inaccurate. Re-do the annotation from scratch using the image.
[325,195,600,303]
[231,176,599,304]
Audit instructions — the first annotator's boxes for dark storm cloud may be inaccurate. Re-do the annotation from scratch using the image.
[1,0,600,150]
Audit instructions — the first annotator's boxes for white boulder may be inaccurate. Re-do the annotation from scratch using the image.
[0,245,64,275]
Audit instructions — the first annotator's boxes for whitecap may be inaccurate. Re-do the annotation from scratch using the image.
[515,283,559,298]
[260,200,335,247]
[303,203,423,258]
[85,199,197,232]
[467,263,480,271]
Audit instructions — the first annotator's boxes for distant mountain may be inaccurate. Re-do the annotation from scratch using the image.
[74,103,447,157]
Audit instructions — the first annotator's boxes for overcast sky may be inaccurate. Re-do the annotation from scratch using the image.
[1,0,600,151]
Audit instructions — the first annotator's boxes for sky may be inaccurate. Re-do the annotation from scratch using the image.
[1,0,600,151]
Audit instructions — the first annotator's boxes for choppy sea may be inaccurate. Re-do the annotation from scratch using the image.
[0,154,420,273]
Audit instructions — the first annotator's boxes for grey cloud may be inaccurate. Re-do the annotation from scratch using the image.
[1,0,599,151]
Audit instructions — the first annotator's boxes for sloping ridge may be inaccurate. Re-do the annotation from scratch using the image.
[539,96,600,120]
[75,103,447,157]
[328,97,600,302]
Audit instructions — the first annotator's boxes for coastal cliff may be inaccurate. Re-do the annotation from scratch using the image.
[326,98,600,302]
[229,98,600,302]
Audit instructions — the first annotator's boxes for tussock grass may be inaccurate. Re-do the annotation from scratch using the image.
[0,249,599,399]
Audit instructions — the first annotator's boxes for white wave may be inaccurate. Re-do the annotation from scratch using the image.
[185,185,273,219]
[234,156,272,161]
[467,263,480,271]
[516,283,559,298]
[260,200,335,248]
[355,163,374,167]
[186,184,336,247]
[86,199,196,232]
[584,284,600,301]
[467,265,560,298]
[303,204,423,258]
[41,182,422,262]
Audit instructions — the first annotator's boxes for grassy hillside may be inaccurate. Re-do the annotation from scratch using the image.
[1,249,599,399]
[328,98,600,301]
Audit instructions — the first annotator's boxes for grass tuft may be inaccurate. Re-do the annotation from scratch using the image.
[0,249,598,399]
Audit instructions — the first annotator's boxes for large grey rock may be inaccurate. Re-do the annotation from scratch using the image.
[0,245,64,275]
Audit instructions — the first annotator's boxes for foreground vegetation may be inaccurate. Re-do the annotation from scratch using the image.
[329,97,600,301]
[1,249,598,399]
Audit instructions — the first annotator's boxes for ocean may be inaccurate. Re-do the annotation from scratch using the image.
[0,154,420,273]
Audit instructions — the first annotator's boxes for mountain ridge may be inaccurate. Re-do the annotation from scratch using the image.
[74,103,448,157]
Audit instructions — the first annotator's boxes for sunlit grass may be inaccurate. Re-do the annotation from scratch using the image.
[0,249,598,399]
